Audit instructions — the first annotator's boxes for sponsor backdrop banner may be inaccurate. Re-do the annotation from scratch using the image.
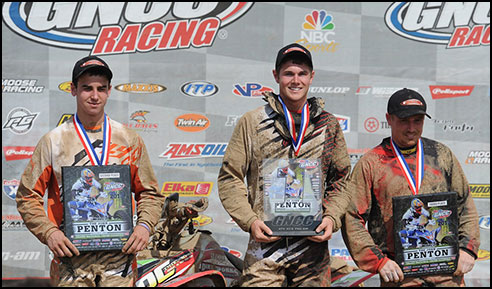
[2,2,489,286]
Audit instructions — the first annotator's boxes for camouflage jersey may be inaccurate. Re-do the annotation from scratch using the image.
[218,92,352,286]
[16,116,165,284]
[341,137,480,274]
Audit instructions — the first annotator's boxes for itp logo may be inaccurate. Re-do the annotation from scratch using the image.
[385,2,490,48]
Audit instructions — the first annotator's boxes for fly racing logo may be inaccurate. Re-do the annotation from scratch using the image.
[385,2,490,48]
[3,2,254,55]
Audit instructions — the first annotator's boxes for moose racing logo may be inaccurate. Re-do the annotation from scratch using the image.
[2,2,253,55]
[385,2,490,48]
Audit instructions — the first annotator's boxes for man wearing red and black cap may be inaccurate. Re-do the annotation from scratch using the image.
[218,43,352,286]
[16,56,165,286]
[341,88,480,286]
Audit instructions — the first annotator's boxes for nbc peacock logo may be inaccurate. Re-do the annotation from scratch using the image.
[303,10,335,31]
[299,10,338,52]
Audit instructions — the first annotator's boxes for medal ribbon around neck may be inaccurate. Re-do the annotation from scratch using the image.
[390,138,424,195]
[74,113,111,166]
[278,96,309,156]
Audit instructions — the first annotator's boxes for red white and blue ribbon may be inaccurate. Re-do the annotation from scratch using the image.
[390,138,424,195]
[278,96,309,156]
[74,113,111,166]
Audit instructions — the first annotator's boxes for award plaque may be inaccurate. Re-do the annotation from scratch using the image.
[263,159,323,236]
[392,192,459,276]
[62,165,133,251]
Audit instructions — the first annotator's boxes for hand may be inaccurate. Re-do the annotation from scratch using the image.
[307,217,333,242]
[378,259,404,283]
[47,229,80,258]
[454,249,475,276]
[250,219,281,243]
[122,224,150,254]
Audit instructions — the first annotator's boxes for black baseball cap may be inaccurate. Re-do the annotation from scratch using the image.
[387,88,431,119]
[275,43,313,71]
[72,56,113,85]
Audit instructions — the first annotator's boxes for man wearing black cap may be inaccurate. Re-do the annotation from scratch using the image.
[16,56,165,286]
[218,43,353,286]
[341,88,480,286]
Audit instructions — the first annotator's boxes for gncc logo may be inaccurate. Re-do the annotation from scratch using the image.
[385,2,490,48]
[2,2,253,55]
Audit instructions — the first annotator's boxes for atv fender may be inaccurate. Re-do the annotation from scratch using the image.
[159,270,226,287]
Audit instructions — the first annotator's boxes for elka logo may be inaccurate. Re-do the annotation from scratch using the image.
[2,2,253,55]
[385,2,490,48]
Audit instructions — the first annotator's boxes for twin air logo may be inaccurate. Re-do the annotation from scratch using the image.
[181,81,219,97]
[298,10,338,52]
[159,143,227,159]
[2,2,253,55]
[385,2,490,48]
[175,114,210,132]
[233,83,274,97]
[115,83,166,93]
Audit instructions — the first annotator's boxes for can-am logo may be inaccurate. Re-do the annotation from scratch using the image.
[385,2,490,48]
[2,2,253,55]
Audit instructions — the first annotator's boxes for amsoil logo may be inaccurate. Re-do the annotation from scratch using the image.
[159,143,227,159]
[2,2,253,55]
[465,151,490,164]
[298,10,339,53]
[385,2,490,48]
[161,181,212,196]
[429,85,474,99]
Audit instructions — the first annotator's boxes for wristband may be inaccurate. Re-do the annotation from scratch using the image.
[138,222,151,233]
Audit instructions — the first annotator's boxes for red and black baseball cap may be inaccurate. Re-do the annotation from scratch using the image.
[387,88,431,119]
[275,43,313,71]
[72,56,113,85]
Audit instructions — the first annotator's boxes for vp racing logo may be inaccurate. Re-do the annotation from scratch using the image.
[385,2,490,48]
[2,2,253,55]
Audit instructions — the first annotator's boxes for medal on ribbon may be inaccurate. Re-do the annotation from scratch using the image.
[278,96,309,156]
[391,138,424,195]
[73,113,111,165]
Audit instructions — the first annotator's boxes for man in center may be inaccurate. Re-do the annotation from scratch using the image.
[218,43,353,286]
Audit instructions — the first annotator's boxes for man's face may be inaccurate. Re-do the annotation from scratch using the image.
[71,73,111,123]
[386,113,425,148]
[273,60,314,111]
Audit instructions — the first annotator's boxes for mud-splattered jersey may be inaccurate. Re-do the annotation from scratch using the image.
[218,92,352,234]
[341,137,480,273]
[16,116,165,245]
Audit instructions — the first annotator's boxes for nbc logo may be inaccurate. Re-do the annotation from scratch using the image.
[299,10,338,52]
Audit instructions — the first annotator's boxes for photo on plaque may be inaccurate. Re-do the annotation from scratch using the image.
[392,192,458,276]
[62,165,133,251]
[263,159,323,236]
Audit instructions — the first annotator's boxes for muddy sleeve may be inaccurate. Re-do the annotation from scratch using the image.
[218,114,258,232]
[16,135,60,244]
[131,135,166,235]
[322,117,353,232]
[341,159,390,273]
